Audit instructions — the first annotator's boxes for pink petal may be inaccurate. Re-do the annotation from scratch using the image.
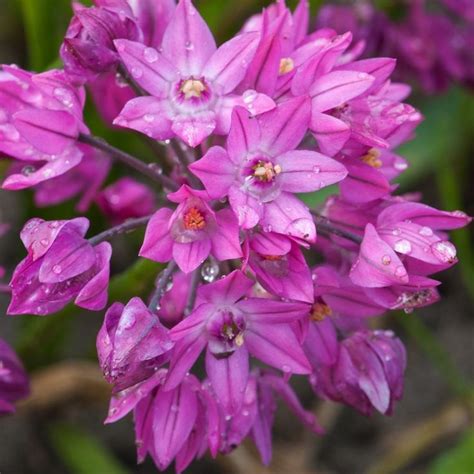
[171,111,216,147]
[161,0,216,76]
[173,239,211,274]
[310,112,350,156]
[210,208,242,261]
[139,208,174,263]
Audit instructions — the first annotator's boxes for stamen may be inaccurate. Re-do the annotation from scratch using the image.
[279,57,295,75]
[361,149,382,168]
[181,79,206,99]
[253,161,282,182]
[183,207,206,230]
[311,301,332,321]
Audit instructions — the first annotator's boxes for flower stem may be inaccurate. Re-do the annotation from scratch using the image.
[148,261,177,312]
[185,266,202,315]
[88,215,152,246]
[169,139,202,189]
[311,211,363,244]
[78,134,178,191]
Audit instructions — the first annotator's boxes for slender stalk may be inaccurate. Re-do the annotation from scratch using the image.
[117,63,148,97]
[185,267,202,315]
[311,211,363,244]
[78,134,178,191]
[148,261,177,312]
[169,139,202,188]
[88,215,152,246]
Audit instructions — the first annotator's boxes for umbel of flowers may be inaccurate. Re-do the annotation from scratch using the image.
[0,0,471,472]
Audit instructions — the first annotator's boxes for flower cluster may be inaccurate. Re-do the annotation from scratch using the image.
[316,0,474,93]
[0,0,471,471]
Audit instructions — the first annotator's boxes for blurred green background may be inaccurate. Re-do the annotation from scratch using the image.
[0,1,473,473]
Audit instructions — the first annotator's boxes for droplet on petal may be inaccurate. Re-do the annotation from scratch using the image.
[431,241,456,263]
[394,239,412,254]
[381,255,391,265]
[143,47,158,63]
[418,226,433,237]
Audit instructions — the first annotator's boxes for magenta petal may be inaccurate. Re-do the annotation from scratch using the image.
[114,39,177,97]
[139,208,174,263]
[310,70,374,112]
[261,193,316,242]
[229,186,263,229]
[75,242,111,310]
[161,0,216,75]
[251,379,275,465]
[39,231,95,283]
[205,347,249,416]
[164,332,207,391]
[153,377,198,469]
[310,112,350,156]
[13,109,80,155]
[227,107,261,161]
[204,32,259,93]
[238,298,310,323]
[171,112,216,147]
[114,97,174,141]
[105,371,164,424]
[259,96,311,156]
[250,232,291,256]
[189,146,235,199]
[350,224,409,288]
[339,160,390,204]
[304,318,338,367]
[211,209,242,261]
[198,270,253,305]
[173,239,211,274]
[246,323,311,374]
[278,149,347,193]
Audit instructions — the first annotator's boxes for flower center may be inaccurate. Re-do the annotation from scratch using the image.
[221,321,245,347]
[252,161,282,182]
[183,207,206,230]
[361,149,382,168]
[279,57,294,75]
[311,301,332,321]
[180,78,206,100]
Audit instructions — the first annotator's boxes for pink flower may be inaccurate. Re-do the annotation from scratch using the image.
[113,0,269,146]
[190,103,347,235]
[140,185,242,273]
[8,218,111,315]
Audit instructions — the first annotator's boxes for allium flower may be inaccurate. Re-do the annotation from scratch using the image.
[60,0,142,82]
[165,271,311,414]
[113,0,272,146]
[312,329,406,416]
[96,177,155,223]
[190,103,347,233]
[0,66,87,189]
[8,218,111,315]
[0,338,30,415]
[140,185,242,273]
[97,297,173,391]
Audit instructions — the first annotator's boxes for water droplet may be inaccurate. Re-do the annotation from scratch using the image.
[131,67,143,79]
[381,255,391,265]
[224,414,232,421]
[52,264,62,274]
[171,404,179,413]
[53,87,73,107]
[313,166,321,174]
[143,47,158,63]
[40,239,49,247]
[201,261,219,282]
[431,241,456,263]
[418,226,433,237]
[394,265,407,279]
[242,409,249,416]
[451,210,467,218]
[391,228,401,236]
[262,224,273,233]
[185,41,194,51]
[165,278,174,292]
[394,239,412,254]
[21,165,36,176]
[48,221,59,229]
[242,89,257,105]
[358,72,368,79]
[282,364,291,373]
[143,114,155,123]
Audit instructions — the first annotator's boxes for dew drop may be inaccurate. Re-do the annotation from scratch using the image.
[143,114,155,123]
[451,210,467,218]
[21,165,36,176]
[381,255,391,265]
[394,239,412,254]
[418,226,433,237]
[201,261,219,282]
[143,47,158,63]
[131,67,143,79]
[185,41,194,51]
[40,239,49,247]
[313,165,321,174]
[242,89,257,105]
[52,264,62,274]
[224,414,232,421]
[391,228,401,236]
[431,241,456,263]
[394,265,407,279]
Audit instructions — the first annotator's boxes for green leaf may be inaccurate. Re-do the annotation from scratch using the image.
[429,428,474,474]
[49,423,129,474]
[20,0,72,70]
